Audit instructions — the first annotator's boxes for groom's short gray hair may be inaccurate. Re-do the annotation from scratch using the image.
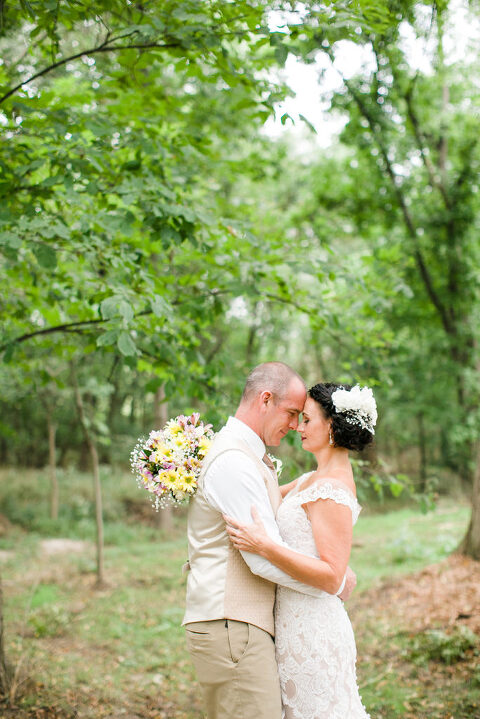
[241,362,305,403]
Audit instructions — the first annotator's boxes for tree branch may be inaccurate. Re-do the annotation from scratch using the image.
[264,292,311,315]
[402,83,451,210]
[0,17,259,107]
[327,50,455,337]
[0,31,183,105]
[0,289,233,352]
[0,318,106,350]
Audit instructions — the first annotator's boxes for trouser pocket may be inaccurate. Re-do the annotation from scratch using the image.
[226,619,250,664]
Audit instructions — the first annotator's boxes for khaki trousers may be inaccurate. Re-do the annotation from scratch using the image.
[185,619,282,719]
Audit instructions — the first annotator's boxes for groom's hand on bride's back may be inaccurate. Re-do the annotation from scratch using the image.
[338,566,356,602]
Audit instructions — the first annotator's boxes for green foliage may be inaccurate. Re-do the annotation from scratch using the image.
[0,0,288,379]
[28,605,72,638]
[351,502,469,591]
[406,626,479,665]
[1,0,479,546]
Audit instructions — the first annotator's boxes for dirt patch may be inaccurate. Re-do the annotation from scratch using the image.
[40,539,92,556]
[350,553,480,719]
[350,553,480,634]
[123,496,161,527]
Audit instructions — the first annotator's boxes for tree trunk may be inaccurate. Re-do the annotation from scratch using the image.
[73,382,105,587]
[47,413,58,520]
[418,412,427,493]
[0,575,12,699]
[154,385,173,533]
[458,441,480,560]
[245,302,260,366]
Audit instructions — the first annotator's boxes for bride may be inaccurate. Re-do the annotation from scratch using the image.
[225,382,376,719]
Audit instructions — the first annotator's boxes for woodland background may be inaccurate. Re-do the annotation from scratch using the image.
[1,0,480,717]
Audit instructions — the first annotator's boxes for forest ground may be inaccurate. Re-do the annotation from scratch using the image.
[0,468,478,719]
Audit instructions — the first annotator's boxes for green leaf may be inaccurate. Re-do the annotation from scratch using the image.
[0,231,21,249]
[2,344,15,363]
[299,114,317,135]
[151,295,170,317]
[117,332,137,356]
[274,44,288,66]
[19,0,36,19]
[33,244,57,269]
[96,329,119,347]
[390,480,405,497]
[99,297,120,320]
[100,297,134,323]
[118,301,134,323]
[145,377,164,393]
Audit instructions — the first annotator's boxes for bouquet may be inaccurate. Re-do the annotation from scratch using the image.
[130,412,215,510]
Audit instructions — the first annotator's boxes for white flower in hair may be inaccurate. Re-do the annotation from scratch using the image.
[331,385,377,434]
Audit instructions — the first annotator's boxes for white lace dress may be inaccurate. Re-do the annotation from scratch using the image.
[275,473,370,719]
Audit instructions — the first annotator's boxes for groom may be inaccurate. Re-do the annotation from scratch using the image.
[182,362,355,719]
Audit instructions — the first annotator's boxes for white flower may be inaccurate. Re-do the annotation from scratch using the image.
[331,385,377,434]
[267,454,283,478]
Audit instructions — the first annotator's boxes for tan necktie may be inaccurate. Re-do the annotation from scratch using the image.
[262,453,277,476]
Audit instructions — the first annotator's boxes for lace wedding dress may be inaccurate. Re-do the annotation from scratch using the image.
[275,473,371,719]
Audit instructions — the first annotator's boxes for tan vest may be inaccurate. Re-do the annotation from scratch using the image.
[182,428,282,636]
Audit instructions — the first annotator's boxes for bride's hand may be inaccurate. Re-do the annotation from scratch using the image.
[223,507,270,555]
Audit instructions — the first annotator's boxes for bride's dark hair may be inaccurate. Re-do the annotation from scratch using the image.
[308,383,374,452]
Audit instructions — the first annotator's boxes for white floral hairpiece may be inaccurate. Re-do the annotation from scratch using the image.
[330,385,377,435]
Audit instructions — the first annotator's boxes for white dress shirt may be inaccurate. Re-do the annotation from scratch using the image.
[203,416,322,597]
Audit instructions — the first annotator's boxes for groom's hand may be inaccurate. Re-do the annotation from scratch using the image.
[338,566,356,602]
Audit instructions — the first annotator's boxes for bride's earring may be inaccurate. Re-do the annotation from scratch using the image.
[329,428,334,446]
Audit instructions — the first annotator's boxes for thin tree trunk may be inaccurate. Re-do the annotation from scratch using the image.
[458,441,480,560]
[73,381,105,587]
[154,384,173,532]
[0,574,12,699]
[47,413,58,520]
[245,302,260,366]
[418,412,427,493]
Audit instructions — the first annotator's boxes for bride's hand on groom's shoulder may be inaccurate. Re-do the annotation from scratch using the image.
[223,507,269,556]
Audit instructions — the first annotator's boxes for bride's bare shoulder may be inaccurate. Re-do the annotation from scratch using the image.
[308,469,357,497]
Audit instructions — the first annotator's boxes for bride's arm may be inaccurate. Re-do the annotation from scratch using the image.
[225,500,352,595]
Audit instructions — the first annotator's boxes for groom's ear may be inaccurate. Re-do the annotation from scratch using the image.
[260,390,273,406]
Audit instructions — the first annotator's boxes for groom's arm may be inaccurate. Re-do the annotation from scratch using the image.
[203,450,336,596]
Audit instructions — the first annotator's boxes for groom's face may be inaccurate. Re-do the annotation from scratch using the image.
[262,379,306,447]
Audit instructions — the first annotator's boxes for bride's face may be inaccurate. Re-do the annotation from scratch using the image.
[297,397,331,453]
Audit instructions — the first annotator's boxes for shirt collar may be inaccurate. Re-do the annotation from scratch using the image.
[225,416,265,459]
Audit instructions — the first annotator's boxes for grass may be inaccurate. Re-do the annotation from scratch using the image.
[351,501,468,591]
[0,467,476,718]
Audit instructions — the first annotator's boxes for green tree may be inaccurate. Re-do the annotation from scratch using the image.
[285,0,480,555]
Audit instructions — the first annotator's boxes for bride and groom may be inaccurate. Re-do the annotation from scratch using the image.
[182,362,376,719]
